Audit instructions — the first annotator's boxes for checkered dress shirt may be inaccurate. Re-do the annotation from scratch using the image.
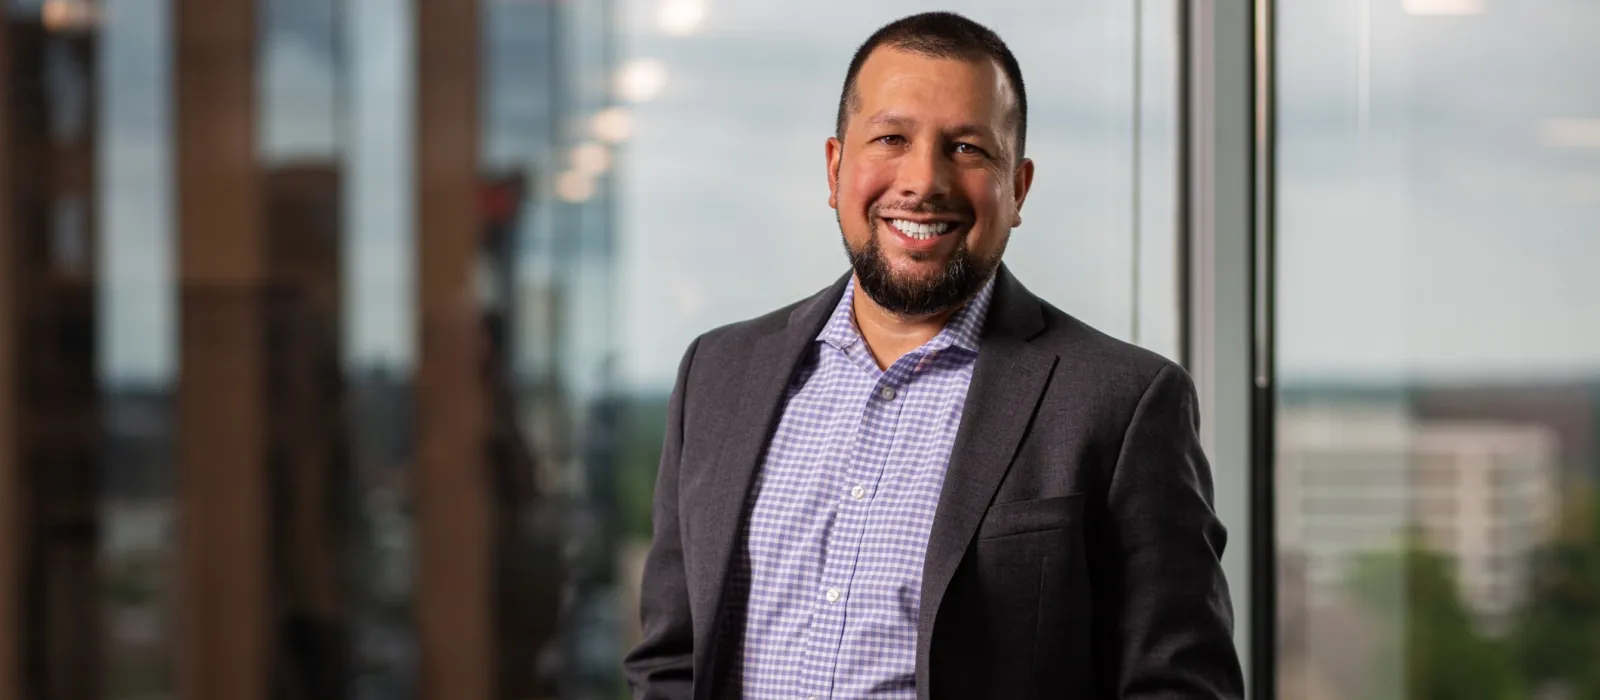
[720,276,995,699]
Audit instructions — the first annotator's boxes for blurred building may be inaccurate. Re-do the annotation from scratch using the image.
[1278,402,1562,628]
[1413,381,1600,481]
[2,10,102,699]
[1,0,621,698]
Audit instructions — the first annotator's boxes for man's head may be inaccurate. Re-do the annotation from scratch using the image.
[827,12,1034,318]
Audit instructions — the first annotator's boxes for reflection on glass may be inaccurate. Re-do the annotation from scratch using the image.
[257,0,356,695]
[344,0,418,697]
[98,1,177,697]
[482,0,624,694]
[5,0,166,695]
[1277,2,1600,698]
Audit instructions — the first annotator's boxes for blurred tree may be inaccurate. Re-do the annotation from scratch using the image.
[617,394,670,542]
[1345,538,1525,700]
[1511,481,1600,699]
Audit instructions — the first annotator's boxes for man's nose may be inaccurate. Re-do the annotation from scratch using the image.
[896,143,953,201]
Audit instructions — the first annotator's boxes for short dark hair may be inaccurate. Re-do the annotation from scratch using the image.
[835,12,1028,159]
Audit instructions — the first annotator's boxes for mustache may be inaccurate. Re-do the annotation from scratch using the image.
[870,199,972,219]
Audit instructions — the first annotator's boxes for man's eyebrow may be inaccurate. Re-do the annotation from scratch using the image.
[944,123,996,140]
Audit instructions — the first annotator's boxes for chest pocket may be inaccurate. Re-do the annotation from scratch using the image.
[976,493,1085,540]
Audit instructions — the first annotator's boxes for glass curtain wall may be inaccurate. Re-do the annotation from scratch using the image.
[342,0,418,696]
[1275,1,1600,698]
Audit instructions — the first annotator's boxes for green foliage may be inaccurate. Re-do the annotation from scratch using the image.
[1345,541,1525,700]
[1508,482,1600,698]
[616,394,671,541]
[1340,482,1600,700]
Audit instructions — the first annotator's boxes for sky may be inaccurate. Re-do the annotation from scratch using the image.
[89,0,1600,389]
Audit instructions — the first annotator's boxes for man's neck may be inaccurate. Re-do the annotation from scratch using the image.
[851,280,961,371]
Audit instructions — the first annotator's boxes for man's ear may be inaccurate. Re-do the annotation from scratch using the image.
[1011,157,1035,227]
[826,136,843,210]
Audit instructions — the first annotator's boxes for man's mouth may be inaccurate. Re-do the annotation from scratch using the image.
[883,218,960,241]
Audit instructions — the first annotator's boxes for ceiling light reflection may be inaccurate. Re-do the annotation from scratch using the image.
[42,0,102,31]
[571,142,612,175]
[555,170,595,204]
[1402,0,1485,16]
[617,59,668,103]
[591,108,634,144]
[658,0,707,36]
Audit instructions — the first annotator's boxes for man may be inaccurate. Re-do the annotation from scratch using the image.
[625,11,1243,700]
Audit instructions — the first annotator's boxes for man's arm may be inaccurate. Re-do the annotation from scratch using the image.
[623,337,701,699]
[1093,362,1245,699]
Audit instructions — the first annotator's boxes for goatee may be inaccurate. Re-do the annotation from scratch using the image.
[841,214,1003,317]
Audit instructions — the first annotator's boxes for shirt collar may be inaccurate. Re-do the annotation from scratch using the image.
[816,274,996,355]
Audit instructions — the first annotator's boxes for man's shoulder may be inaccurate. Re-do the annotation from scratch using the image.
[680,278,842,367]
[1032,297,1186,394]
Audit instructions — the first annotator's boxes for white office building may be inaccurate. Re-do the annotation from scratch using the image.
[1278,402,1561,628]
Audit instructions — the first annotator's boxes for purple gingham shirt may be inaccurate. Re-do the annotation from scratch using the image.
[721,275,994,699]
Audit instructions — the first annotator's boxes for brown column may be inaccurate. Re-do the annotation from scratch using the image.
[0,15,17,700]
[264,165,350,699]
[174,0,269,699]
[415,0,492,698]
[36,28,101,700]
[4,16,102,700]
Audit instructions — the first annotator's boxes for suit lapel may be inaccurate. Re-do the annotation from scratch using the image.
[915,267,1056,694]
[689,273,849,692]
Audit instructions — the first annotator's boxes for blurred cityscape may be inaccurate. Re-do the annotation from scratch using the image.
[3,0,639,697]
[1276,381,1600,699]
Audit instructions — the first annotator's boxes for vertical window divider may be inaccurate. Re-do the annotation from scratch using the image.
[1249,0,1278,698]
[1183,0,1267,695]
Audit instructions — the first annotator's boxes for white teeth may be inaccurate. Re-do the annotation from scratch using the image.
[889,219,952,240]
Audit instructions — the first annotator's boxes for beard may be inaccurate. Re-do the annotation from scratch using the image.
[840,206,1005,317]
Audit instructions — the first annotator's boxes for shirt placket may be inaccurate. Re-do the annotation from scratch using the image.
[797,360,912,700]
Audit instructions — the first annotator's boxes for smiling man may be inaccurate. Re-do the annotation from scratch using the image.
[624,12,1243,700]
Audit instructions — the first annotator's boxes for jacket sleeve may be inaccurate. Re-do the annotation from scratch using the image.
[622,337,701,700]
[1092,362,1246,699]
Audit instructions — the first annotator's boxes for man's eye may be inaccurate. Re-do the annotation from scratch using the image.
[875,135,906,146]
[954,142,985,156]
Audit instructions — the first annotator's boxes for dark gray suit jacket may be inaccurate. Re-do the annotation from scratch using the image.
[624,266,1244,699]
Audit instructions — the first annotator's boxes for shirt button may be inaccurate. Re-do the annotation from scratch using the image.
[878,386,897,400]
[850,485,866,500]
[825,587,841,603]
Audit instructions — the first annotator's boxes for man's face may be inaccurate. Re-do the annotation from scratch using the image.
[827,46,1034,317]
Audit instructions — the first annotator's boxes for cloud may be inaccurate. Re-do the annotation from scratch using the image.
[1275,0,1600,380]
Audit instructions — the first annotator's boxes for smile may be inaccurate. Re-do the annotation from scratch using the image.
[885,218,957,240]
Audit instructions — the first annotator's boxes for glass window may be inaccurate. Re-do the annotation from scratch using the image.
[343,0,419,697]
[1276,2,1600,698]
[98,0,178,696]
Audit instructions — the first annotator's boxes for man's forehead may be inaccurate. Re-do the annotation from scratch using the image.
[854,46,1016,111]
[859,46,1003,83]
